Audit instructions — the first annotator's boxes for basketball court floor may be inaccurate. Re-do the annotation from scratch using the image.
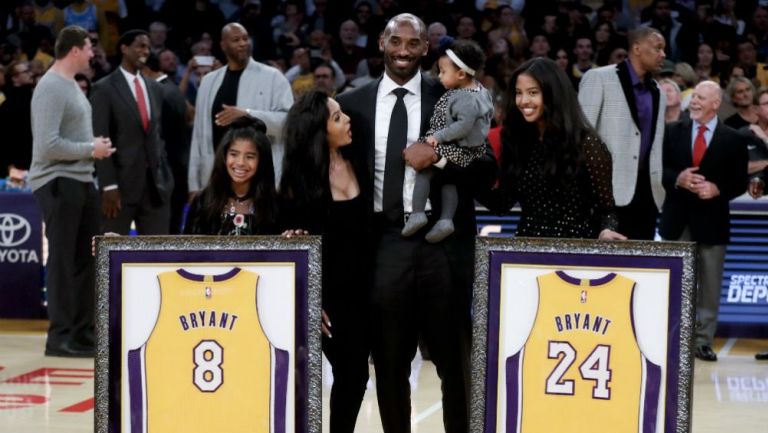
[0,320,766,432]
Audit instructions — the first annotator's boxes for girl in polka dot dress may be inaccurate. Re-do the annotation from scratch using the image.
[479,57,626,240]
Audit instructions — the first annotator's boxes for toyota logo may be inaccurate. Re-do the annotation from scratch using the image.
[0,214,31,248]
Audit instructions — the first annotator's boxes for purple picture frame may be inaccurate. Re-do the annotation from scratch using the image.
[93,235,322,433]
[470,237,696,433]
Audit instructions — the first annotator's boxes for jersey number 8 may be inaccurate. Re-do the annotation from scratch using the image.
[193,340,224,392]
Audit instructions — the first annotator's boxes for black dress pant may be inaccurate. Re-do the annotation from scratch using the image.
[616,169,659,240]
[371,222,470,433]
[322,303,370,433]
[33,177,99,349]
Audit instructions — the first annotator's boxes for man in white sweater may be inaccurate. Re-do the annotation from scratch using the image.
[187,23,293,193]
[29,25,115,357]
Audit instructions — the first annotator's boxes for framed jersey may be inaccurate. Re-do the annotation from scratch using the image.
[93,236,322,433]
[471,238,696,433]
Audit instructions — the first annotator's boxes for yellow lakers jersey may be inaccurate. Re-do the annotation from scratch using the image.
[127,268,288,433]
[504,271,661,433]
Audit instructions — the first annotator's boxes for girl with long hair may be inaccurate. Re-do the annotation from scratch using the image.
[184,117,278,235]
[482,57,625,240]
[279,90,371,433]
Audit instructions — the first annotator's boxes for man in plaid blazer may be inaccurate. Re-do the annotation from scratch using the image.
[579,27,667,240]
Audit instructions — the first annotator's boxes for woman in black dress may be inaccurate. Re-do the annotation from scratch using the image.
[278,90,371,433]
[483,57,626,240]
[184,117,278,235]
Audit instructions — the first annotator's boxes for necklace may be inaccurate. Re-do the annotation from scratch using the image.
[228,196,254,215]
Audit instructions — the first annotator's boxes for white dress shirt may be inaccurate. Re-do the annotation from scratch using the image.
[374,72,429,213]
[119,66,152,119]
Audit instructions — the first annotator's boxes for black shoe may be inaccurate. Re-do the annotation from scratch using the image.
[694,345,717,362]
[756,351,768,360]
[45,340,95,358]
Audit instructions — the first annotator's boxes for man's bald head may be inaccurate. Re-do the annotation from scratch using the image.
[697,80,722,99]
[382,13,427,41]
[379,13,429,85]
[689,80,722,123]
[222,22,247,40]
[220,23,251,68]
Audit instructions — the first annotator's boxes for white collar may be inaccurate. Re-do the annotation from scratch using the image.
[119,66,141,83]
[379,70,421,98]
[693,115,718,132]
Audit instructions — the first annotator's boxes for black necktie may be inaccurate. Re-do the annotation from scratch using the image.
[383,87,409,223]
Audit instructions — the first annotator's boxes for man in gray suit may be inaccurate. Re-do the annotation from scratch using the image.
[91,30,173,234]
[579,27,667,240]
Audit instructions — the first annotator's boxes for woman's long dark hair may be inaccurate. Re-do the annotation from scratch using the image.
[196,117,277,230]
[279,90,333,216]
[502,57,596,184]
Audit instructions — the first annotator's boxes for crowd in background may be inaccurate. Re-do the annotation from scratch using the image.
[5,0,768,184]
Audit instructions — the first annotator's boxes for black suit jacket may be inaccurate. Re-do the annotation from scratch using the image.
[91,70,173,205]
[336,74,496,290]
[659,119,748,244]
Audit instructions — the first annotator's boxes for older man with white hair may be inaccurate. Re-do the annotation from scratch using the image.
[659,80,748,362]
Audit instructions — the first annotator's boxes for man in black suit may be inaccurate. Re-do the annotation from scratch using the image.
[660,80,748,362]
[337,13,494,433]
[91,30,173,234]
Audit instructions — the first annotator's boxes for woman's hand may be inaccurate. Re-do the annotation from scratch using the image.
[321,309,332,338]
[281,229,309,238]
[598,229,628,241]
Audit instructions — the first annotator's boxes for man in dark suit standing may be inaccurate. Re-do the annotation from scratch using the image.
[337,13,494,433]
[91,30,173,234]
[660,80,748,362]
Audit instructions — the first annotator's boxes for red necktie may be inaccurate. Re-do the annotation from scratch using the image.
[692,124,707,167]
[134,77,149,132]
